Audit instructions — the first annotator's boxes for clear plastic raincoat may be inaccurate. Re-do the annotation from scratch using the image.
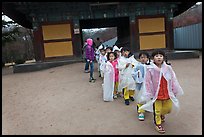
[139,62,184,113]
[101,61,115,101]
[118,55,139,92]
[132,63,147,104]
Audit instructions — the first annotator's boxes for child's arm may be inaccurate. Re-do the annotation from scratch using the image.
[130,55,139,68]
[132,66,139,81]
[100,61,106,73]
[126,63,131,68]
[98,55,102,64]
[86,47,91,61]
[170,66,184,96]
[118,59,126,71]
[101,62,112,74]
[144,69,154,100]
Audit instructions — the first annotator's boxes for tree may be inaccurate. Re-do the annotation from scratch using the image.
[2,19,26,66]
[2,20,21,47]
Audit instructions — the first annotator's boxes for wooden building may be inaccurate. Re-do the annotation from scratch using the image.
[2,2,196,61]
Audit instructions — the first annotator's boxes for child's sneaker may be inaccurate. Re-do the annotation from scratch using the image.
[129,96,135,101]
[155,124,165,134]
[138,113,145,121]
[91,78,96,83]
[84,70,90,73]
[89,78,95,82]
[113,95,117,99]
[125,99,129,105]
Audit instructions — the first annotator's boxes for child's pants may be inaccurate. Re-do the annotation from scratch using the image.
[84,58,89,71]
[123,87,134,100]
[153,99,172,125]
[89,61,94,79]
[113,82,119,96]
[137,104,145,113]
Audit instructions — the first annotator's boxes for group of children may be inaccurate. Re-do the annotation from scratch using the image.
[83,38,184,134]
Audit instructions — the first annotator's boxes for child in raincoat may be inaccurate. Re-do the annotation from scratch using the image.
[117,47,124,98]
[99,47,107,78]
[85,38,96,82]
[113,45,122,58]
[132,51,150,121]
[139,49,184,134]
[101,52,119,101]
[118,47,138,105]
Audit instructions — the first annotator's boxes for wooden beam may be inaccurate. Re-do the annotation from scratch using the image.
[89,2,119,6]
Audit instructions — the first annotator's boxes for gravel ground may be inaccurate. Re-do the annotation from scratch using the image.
[2,56,202,135]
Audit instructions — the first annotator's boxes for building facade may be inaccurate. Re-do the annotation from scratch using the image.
[2,2,196,61]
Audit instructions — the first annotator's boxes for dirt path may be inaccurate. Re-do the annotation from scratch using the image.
[2,57,202,135]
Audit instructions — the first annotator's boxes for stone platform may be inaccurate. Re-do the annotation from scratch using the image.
[13,50,200,73]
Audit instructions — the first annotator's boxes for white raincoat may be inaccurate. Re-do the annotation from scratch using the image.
[132,63,147,104]
[99,54,107,77]
[118,55,139,92]
[101,61,115,101]
[139,62,184,113]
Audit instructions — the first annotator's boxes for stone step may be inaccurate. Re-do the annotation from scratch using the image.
[13,59,83,73]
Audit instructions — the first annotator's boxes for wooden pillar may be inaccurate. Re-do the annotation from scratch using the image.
[72,19,82,57]
[134,16,142,52]
[72,33,82,57]
[33,27,44,61]
[130,20,139,53]
[166,19,174,50]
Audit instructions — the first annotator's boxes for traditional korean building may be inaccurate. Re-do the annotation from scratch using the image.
[2,2,196,61]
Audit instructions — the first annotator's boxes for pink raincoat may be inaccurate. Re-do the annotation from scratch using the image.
[139,62,184,113]
[110,59,119,82]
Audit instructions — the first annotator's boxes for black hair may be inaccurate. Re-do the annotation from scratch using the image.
[128,52,133,58]
[138,51,151,65]
[122,47,133,58]
[120,47,124,53]
[92,40,96,49]
[107,52,117,61]
[114,50,120,58]
[106,47,113,51]
[122,47,130,52]
[151,49,171,65]
[139,51,150,59]
[114,49,120,54]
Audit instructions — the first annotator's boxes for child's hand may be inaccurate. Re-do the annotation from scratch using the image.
[126,63,130,68]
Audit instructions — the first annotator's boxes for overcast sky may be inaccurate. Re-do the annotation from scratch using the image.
[2,12,13,21]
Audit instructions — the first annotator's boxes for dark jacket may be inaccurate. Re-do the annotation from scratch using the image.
[85,44,95,61]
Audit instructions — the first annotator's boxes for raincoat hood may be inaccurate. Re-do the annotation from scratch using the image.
[86,38,93,46]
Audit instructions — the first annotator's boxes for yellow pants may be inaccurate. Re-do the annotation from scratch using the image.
[153,99,172,125]
[114,82,119,95]
[137,104,145,113]
[123,87,134,100]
